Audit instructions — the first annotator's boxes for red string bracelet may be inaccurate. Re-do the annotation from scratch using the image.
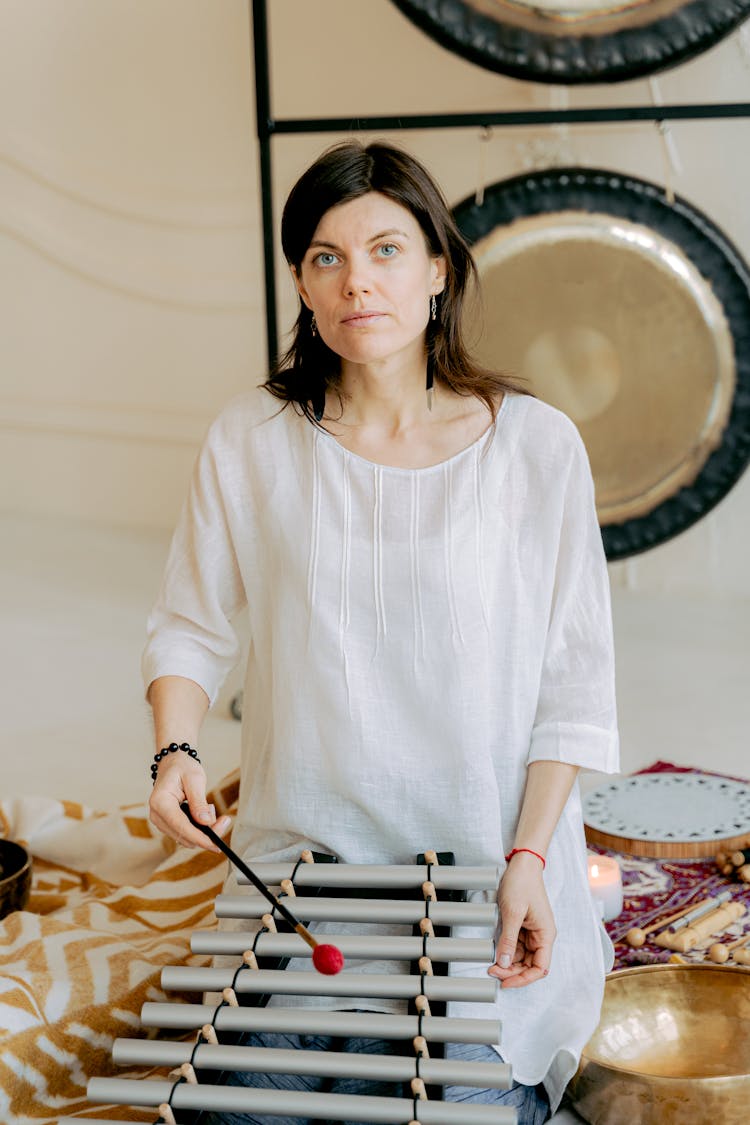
[505,847,546,869]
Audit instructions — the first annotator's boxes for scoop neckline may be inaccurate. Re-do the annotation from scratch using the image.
[315,393,509,475]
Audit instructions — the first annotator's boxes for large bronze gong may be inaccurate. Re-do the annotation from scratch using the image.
[393,1,750,84]
[453,169,750,559]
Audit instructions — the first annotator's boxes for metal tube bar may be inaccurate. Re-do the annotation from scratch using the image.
[112,1039,512,1090]
[215,894,496,926]
[161,966,498,1003]
[140,1003,502,1044]
[269,103,750,134]
[87,1077,516,1122]
[191,931,495,961]
[236,863,498,889]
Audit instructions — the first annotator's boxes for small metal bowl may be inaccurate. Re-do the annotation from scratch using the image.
[0,838,32,920]
[568,964,750,1125]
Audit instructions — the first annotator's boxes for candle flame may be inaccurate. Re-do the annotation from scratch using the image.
[591,864,599,878]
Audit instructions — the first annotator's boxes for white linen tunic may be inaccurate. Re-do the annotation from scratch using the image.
[143,387,619,1112]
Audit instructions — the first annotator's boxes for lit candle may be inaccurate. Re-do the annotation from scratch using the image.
[587,853,623,922]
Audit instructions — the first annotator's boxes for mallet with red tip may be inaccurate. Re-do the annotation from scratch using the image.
[180,802,344,975]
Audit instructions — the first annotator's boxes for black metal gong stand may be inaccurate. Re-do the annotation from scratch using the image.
[249,0,750,367]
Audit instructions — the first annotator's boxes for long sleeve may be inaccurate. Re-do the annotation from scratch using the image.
[142,415,247,707]
[526,425,619,773]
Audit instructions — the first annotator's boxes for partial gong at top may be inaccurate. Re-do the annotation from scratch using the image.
[453,168,750,560]
[393,1,750,83]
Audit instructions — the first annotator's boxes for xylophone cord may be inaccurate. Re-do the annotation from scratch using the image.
[180,803,344,975]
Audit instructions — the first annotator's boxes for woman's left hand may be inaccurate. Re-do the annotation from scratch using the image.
[488,852,556,989]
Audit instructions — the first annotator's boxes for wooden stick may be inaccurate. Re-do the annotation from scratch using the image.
[654,901,745,952]
[621,898,715,948]
[181,803,319,953]
[720,932,749,952]
[669,891,731,931]
[708,931,750,963]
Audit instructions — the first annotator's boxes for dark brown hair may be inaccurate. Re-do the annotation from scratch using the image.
[265,141,523,423]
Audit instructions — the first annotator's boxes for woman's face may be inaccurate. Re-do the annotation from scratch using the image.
[294,191,446,374]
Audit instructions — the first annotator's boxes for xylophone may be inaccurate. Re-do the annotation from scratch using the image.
[87,850,517,1123]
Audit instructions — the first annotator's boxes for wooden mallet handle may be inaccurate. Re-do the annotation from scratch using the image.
[622,899,715,948]
[709,931,750,964]
[655,901,745,952]
[180,803,345,975]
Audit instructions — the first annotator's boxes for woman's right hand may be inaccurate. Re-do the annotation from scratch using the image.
[149,753,231,852]
[146,676,229,852]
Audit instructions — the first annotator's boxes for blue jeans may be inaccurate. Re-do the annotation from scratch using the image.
[199,1029,550,1125]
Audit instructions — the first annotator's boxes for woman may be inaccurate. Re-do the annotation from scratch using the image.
[145,141,619,1123]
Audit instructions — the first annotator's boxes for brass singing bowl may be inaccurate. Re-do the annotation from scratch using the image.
[568,964,750,1125]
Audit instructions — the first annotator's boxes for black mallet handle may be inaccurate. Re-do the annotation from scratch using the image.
[180,802,314,946]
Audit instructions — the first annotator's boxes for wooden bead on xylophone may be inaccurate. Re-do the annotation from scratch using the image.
[87,851,518,1124]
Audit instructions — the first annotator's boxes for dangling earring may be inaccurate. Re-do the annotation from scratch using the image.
[430,294,437,322]
[310,313,317,337]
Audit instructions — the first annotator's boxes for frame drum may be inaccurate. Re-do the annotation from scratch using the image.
[453,168,750,559]
[392,1,750,84]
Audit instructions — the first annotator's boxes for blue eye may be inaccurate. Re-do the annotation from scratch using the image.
[377,243,398,258]
[314,252,338,267]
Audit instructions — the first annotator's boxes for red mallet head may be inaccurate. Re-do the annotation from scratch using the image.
[312,943,345,975]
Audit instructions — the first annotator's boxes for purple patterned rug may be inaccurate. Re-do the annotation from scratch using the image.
[587,762,750,968]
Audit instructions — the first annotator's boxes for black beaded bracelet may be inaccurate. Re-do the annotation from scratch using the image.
[151,742,201,783]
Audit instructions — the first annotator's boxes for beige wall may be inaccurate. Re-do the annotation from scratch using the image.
[1,0,748,594]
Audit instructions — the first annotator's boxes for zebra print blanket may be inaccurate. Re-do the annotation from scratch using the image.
[0,770,240,1124]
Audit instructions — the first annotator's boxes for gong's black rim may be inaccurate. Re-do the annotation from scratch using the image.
[452,168,750,560]
[393,0,750,85]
